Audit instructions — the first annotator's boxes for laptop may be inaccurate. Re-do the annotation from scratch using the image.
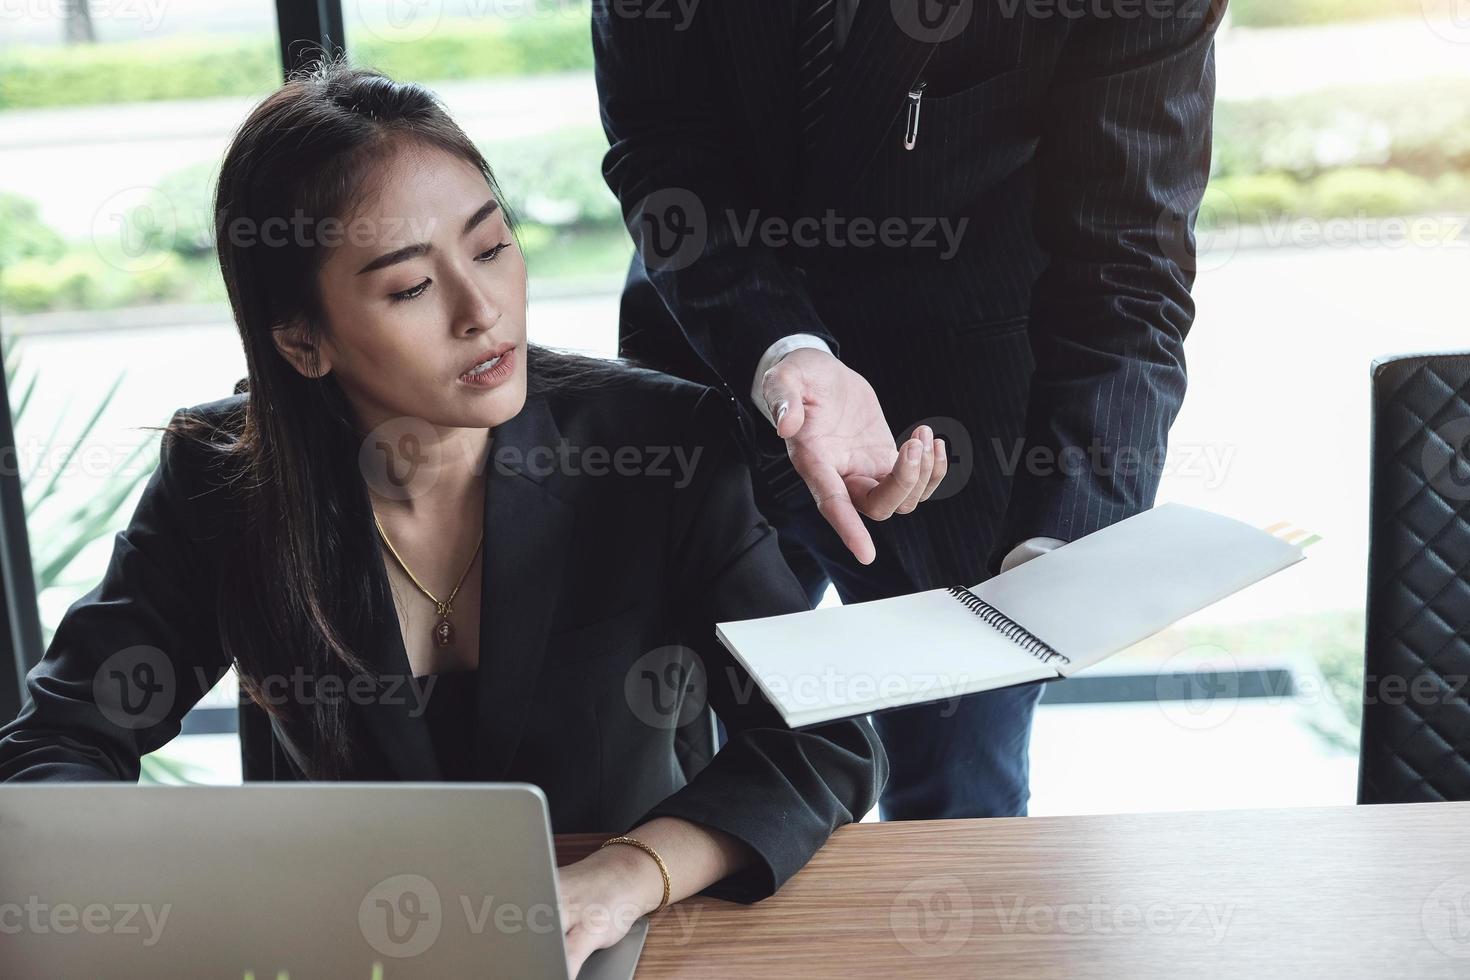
[0,783,648,979]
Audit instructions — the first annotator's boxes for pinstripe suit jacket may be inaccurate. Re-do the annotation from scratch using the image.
[594,0,1223,588]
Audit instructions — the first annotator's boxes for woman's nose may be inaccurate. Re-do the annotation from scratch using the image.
[450,277,500,336]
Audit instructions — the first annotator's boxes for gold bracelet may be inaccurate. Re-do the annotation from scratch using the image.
[599,835,671,913]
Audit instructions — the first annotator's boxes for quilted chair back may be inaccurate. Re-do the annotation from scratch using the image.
[1359,352,1470,803]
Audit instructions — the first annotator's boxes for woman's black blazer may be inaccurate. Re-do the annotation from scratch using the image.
[0,365,888,903]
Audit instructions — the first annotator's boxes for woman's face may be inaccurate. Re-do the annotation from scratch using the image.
[285,140,529,437]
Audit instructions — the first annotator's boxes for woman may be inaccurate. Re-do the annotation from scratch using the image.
[0,57,944,974]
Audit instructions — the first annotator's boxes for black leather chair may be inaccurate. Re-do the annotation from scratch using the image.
[1359,351,1470,803]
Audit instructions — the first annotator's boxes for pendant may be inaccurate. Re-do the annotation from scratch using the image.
[433,600,454,648]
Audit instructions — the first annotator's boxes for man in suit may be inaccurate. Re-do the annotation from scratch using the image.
[593,0,1223,820]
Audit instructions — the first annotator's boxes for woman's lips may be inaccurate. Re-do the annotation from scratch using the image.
[458,341,516,378]
[459,345,516,388]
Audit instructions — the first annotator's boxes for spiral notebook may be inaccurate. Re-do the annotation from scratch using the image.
[715,504,1309,729]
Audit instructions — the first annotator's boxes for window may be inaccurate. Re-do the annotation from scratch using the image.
[4,0,1463,809]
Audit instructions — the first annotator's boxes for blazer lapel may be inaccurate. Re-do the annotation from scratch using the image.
[472,393,574,779]
[354,393,572,782]
[796,0,961,209]
[359,540,444,783]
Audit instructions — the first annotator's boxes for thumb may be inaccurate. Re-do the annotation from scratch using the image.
[763,375,806,440]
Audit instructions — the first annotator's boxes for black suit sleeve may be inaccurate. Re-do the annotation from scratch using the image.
[592,7,839,415]
[996,0,1225,567]
[631,388,887,903]
[0,408,230,782]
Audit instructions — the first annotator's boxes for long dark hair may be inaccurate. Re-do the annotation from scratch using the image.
[151,52,630,778]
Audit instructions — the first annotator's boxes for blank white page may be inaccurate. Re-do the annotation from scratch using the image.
[715,588,1055,728]
[973,504,1304,674]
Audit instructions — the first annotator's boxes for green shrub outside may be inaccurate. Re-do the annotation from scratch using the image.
[146,162,220,258]
[1310,167,1430,216]
[1,252,110,312]
[1204,173,1302,225]
[0,193,66,268]
[1200,168,1470,228]
[0,14,593,111]
[0,250,203,313]
[1213,80,1470,180]
[479,128,623,232]
[1229,0,1423,26]
[0,36,281,110]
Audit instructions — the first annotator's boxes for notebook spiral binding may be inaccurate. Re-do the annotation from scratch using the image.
[945,587,1071,667]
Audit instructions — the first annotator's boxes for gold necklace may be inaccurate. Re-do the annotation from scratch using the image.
[372,512,484,649]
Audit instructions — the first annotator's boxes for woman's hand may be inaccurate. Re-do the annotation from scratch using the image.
[556,843,664,978]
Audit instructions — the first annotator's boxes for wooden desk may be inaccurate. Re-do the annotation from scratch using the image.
[558,803,1470,978]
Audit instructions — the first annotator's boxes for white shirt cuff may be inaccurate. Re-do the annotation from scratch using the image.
[751,334,833,426]
[999,536,1067,574]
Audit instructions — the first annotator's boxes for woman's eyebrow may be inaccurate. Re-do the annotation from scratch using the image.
[355,198,501,275]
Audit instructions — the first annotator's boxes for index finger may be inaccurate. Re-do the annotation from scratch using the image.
[801,460,877,565]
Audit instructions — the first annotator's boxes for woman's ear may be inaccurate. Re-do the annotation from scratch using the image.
[271,317,332,378]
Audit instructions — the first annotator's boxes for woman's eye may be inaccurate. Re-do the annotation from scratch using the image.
[389,280,429,303]
[476,242,512,263]
[388,243,512,303]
